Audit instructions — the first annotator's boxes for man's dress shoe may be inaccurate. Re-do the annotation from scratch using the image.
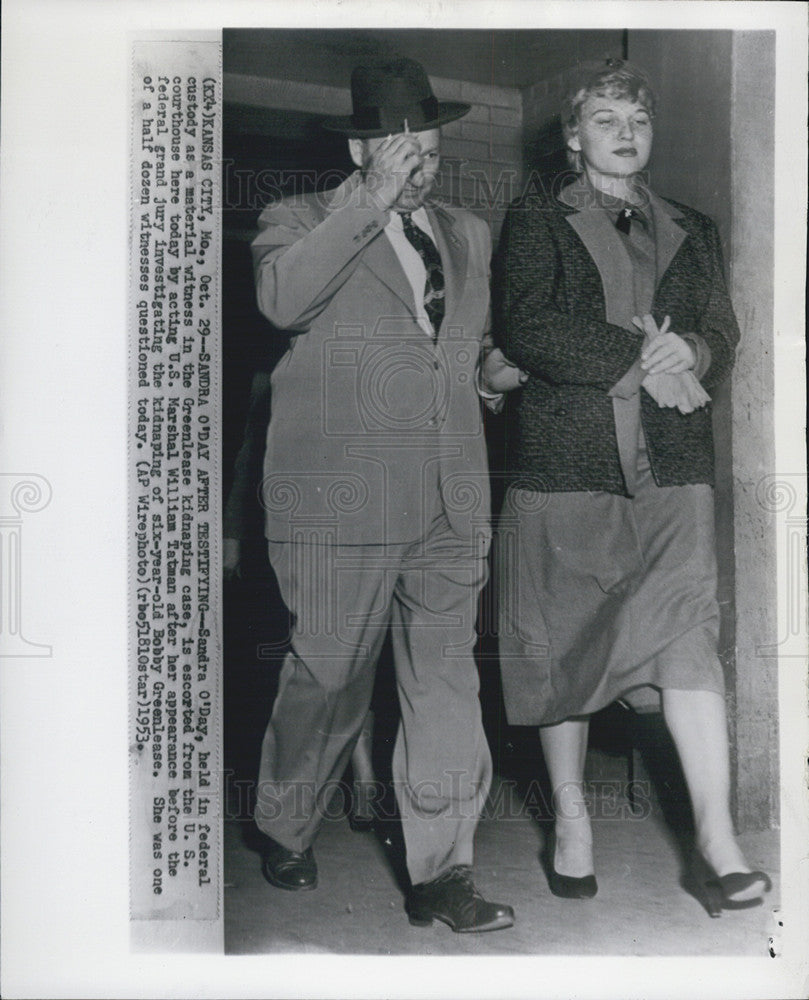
[406,864,514,932]
[261,836,318,891]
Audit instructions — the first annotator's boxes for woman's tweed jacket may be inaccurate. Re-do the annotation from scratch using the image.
[492,181,740,496]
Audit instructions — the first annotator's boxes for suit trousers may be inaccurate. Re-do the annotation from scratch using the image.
[255,508,492,885]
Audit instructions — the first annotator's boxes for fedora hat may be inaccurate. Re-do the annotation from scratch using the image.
[322,57,470,138]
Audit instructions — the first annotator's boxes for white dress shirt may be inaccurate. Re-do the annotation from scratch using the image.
[384,206,436,338]
[385,204,501,407]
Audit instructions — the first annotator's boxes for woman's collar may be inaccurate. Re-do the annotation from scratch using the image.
[557,171,683,222]
[557,172,649,211]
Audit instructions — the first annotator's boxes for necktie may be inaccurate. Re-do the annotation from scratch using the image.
[615,206,648,235]
[615,207,635,234]
[400,213,445,339]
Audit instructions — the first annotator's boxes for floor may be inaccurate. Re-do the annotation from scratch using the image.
[224,776,779,957]
[222,590,779,958]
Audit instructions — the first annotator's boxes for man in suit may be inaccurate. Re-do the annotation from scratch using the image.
[250,57,514,933]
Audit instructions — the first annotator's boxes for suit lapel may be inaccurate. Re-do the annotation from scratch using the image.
[323,173,419,317]
[359,231,420,316]
[559,177,689,322]
[354,201,470,337]
[646,190,687,287]
[560,177,636,330]
[324,177,471,333]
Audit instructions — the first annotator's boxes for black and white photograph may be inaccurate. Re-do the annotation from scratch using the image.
[1,2,807,998]
[219,25,783,957]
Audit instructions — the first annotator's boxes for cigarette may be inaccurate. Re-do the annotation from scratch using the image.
[403,118,409,133]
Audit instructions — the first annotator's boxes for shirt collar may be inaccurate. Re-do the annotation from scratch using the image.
[387,206,430,232]
[583,176,651,228]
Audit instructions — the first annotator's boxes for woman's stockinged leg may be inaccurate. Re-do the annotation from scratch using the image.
[539,717,593,878]
[351,710,375,784]
[662,687,760,897]
[350,709,376,822]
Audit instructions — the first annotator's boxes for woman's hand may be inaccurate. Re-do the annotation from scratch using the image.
[481,347,529,393]
[634,313,696,375]
[633,314,710,414]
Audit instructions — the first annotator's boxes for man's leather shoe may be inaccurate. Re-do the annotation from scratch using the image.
[261,836,318,891]
[406,865,514,932]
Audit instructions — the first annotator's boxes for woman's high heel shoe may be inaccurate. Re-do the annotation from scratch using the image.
[711,870,772,909]
[548,865,598,900]
[684,852,771,917]
[544,832,598,899]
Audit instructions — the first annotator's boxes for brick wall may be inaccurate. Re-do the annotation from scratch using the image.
[430,76,522,242]
[522,68,571,136]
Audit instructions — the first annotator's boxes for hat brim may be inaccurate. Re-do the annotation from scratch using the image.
[321,100,471,138]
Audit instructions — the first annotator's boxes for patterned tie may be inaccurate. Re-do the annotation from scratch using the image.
[400,213,445,339]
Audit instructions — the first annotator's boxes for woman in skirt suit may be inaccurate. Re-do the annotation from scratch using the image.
[484,59,770,915]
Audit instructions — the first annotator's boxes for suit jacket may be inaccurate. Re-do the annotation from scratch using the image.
[223,369,273,541]
[492,175,740,495]
[251,173,493,546]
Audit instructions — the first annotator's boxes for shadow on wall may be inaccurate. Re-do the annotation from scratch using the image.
[523,116,568,187]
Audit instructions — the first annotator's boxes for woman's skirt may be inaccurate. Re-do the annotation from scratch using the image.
[496,449,725,726]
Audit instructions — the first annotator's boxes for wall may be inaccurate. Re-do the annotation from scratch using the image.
[432,77,522,241]
[728,31,778,831]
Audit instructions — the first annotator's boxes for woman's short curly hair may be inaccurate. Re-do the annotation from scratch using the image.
[561,58,657,171]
